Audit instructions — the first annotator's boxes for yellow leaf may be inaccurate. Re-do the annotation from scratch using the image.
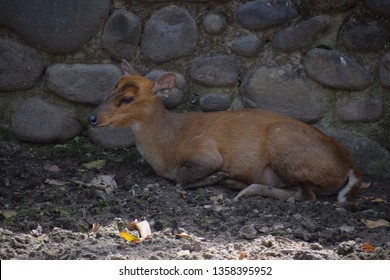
[362,219,390,229]
[0,210,17,219]
[119,231,140,243]
[82,159,106,170]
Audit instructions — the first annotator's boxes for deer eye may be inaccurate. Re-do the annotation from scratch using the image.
[116,96,134,107]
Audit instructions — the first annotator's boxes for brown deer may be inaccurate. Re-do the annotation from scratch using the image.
[88,60,362,203]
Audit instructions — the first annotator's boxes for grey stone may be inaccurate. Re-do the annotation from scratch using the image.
[0,39,45,91]
[47,64,122,105]
[146,70,186,109]
[272,15,332,53]
[11,98,82,144]
[379,53,390,89]
[202,14,227,35]
[239,224,257,240]
[313,0,357,11]
[303,48,374,90]
[88,127,134,149]
[336,96,383,123]
[323,130,390,180]
[0,0,111,54]
[200,93,230,112]
[336,241,355,256]
[363,0,390,17]
[102,10,141,61]
[236,0,298,31]
[242,66,324,122]
[141,5,197,63]
[231,34,265,57]
[190,55,240,87]
[339,21,388,51]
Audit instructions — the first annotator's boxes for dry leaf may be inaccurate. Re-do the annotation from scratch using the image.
[360,182,372,189]
[362,219,390,229]
[209,193,224,204]
[70,179,91,188]
[176,232,192,239]
[82,159,106,170]
[89,223,100,235]
[135,220,152,241]
[30,225,43,237]
[238,251,248,260]
[125,219,153,243]
[45,179,66,186]
[90,175,117,195]
[362,242,375,253]
[119,231,140,243]
[43,164,60,172]
[371,198,385,203]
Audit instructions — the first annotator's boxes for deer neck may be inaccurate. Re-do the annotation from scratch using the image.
[130,101,179,177]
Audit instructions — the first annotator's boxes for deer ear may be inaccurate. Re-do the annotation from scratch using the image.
[153,72,176,97]
[121,59,132,76]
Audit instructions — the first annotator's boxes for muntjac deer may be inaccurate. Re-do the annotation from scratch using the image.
[88,60,362,203]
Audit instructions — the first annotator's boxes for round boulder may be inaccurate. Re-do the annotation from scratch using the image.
[190,55,240,87]
[0,0,111,54]
[12,98,82,144]
[46,64,122,105]
[236,0,298,31]
[202,13,227,35]
[141,5,197,63]
[231,34,265,57]
[0,39,45,91]
[242,66,324,122]
[102,10,141,61]
[303,48,374,90]
[199,93,230,112]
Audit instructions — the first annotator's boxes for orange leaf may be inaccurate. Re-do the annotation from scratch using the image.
[362,242,375,253]
[119,231,140,243]
[238,251,248,260]
[127,221,138,231]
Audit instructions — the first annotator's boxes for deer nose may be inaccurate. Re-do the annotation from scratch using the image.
[88,114,99,126]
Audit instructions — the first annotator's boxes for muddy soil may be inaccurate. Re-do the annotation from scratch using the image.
[0,138,389,260]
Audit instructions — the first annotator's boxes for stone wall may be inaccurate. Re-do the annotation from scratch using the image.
[0,0,389,179]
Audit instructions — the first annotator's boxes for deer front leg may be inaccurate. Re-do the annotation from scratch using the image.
[174,152,224,189]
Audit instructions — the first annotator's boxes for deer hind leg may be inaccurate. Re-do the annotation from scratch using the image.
[233,184,312,202]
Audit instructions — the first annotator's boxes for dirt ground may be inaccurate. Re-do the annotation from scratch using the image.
[0,138,389,260]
